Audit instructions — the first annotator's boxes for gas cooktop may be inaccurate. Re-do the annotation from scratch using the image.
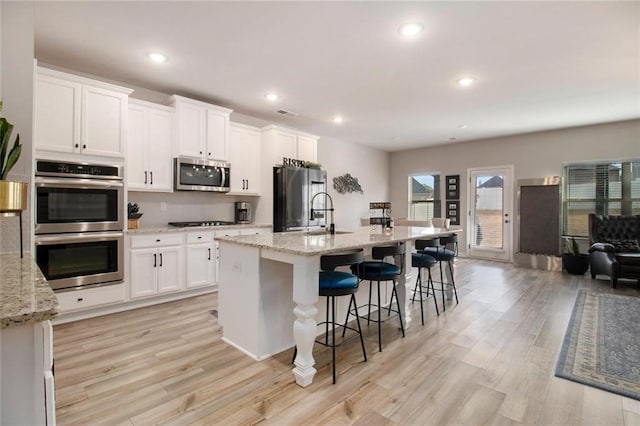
[168,221,236,227]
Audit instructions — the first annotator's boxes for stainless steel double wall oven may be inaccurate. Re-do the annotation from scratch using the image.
[34,160,125,291]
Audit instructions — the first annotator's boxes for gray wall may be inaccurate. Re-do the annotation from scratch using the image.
[390,119,640,256]
[1,2,34,254]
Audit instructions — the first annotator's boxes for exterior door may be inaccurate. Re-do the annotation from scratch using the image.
[467,166,513,261]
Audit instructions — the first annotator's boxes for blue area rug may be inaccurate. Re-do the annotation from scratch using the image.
[556,290,640,400]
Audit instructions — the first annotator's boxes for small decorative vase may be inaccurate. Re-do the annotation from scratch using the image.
[0,181,27,217]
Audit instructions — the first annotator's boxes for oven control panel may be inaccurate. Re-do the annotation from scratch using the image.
[36,160,122,180]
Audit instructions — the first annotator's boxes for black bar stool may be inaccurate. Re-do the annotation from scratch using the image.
[418,236,459,311]
[292,249,367,384]
[348,242,406,352]
[411,240,440,324]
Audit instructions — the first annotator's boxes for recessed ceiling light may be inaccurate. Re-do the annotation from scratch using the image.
[449,137,457,141]
[147,52,168,64]
[457,77,475,87]
[265,93,279,102]
[399,23,423,38]
[457,124,468,129]
[332,116,344,124]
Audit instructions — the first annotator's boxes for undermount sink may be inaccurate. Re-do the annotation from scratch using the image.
[304,229,353,236]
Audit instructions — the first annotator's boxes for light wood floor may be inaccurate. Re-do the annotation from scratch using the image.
[53,259,640,425]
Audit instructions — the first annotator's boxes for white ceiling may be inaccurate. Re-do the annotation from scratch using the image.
[33,1,640,152]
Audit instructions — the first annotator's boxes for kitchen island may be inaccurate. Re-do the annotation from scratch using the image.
[216,225,460,387]
[1,254,58,425]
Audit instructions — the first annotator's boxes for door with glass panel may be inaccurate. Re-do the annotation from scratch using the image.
[467,167,513,261]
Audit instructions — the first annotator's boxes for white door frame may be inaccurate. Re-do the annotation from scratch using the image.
[467,165,514,262]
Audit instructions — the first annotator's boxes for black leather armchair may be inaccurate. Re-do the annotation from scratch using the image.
[588,214,640,288]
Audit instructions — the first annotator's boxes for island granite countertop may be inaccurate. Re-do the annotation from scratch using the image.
[1,254,58,328]
[215,225,462,256]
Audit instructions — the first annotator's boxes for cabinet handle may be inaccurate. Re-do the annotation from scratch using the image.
[199,151,203,155]
[150,171,153,185]
[82,144,87,149]
[159,253,163,267]
[144,171,148,184]
[75,143,79,148]
[77,298,83,302]
[156,239,160,242]
[208,248,211,260]
[197,236,202,239]
[208,152,211,156]
[153,253,157,267]
[246,180,249,190]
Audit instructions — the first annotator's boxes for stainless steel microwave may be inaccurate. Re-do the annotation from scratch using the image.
[174,157,231,192]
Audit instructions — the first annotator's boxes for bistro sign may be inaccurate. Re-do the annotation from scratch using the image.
[282,157,307,168]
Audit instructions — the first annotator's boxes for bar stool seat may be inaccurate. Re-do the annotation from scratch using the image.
[410,242,440,324]
[348,242,406,352]
[418,235,459,311]
[293,249,367,384]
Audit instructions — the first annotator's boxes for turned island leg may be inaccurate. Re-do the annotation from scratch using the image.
[291,255,320,387]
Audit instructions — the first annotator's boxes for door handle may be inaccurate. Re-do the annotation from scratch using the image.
[208,248,211,260]
[505,220,510,223]
[246,179,249,190]
[159,253,163,267]
[144,171,148,184]
[153,253,157,267]
[150,171,153,185]
[242,179,245,190]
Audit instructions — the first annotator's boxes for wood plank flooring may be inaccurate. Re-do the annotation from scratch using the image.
[53,259,640,425]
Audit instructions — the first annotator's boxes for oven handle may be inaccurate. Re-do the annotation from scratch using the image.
[35,231,124,245]
[35,177,124,189]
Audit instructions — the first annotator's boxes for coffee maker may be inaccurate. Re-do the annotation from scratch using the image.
[235,201,251,224]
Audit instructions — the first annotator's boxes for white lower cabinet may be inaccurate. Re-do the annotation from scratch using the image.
[186,231,215,288]
[56,283,125,312]
[130,234,184,298]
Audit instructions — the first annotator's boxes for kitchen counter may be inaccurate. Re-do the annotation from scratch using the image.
[127,223,271,235]
[215,225,462,256]
[217,225,461,387]
[0,254,58,328]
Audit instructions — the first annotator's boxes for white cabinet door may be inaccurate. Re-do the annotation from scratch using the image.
[35,74,81,153]
[243,128,262,194]
[157,246,183,293]
[147,108,173,191]
[130,248,158,298]
[228,126,245,193]
[274,130,297,161]
[127,105,148,189]
[206,109,228,161]
[81,85,127,157]
[176,101,205,158]
[186,243,214,288]
[297,135,317,163]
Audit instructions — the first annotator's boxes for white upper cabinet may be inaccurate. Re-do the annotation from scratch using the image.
[261,125,318,166]
[127,99,174,192]
[172,95,232,162]
[228,123,262,195]
[35,67,132,158]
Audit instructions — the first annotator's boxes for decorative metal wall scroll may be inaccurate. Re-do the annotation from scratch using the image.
[445,175,460,225]
[333,173,364,194]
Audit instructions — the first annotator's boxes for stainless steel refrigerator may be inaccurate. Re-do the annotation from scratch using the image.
[273,166,327,232]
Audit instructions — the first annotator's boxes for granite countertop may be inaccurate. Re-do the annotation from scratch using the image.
[216,225,463,256]
[1,254,58,328]
[127,223,272,235]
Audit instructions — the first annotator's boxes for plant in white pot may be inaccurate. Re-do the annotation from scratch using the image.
[0,100,27,217]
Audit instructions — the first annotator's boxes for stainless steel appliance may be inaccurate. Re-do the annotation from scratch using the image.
[34,160,125,291]
[235,201,251,224]
[273,166,327,232]
[35,160,124,234]
[168,220,235,227]
[174,157,230,192]
[35,231,124,291]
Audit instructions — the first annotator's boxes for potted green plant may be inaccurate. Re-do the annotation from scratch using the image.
[0,100,27,217]
[562,237,589,275]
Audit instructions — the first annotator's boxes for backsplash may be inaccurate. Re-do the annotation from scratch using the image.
[127,191,257,227]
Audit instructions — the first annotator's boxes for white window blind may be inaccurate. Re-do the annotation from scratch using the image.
[563,160,640,236]
[408,174,441,220]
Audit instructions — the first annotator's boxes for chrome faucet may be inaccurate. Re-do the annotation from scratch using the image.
[310,191,335,235]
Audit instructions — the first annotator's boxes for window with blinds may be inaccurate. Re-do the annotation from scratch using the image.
[563,160,640,236]
[408,174,441,220]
